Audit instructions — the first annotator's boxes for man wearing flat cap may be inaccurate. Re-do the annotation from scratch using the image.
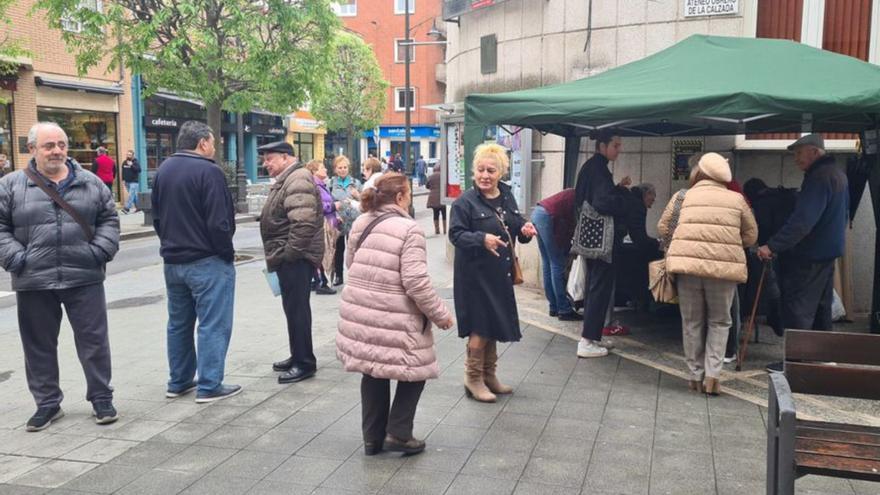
[758,134,848,341]
[258,141,324,383]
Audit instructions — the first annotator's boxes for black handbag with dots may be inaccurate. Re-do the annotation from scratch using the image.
[571,200,613,263]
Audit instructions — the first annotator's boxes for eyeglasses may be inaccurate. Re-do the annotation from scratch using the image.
[37,141,68,151]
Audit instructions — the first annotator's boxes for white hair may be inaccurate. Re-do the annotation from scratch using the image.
[27,122,67,147]
[636,183,656,196]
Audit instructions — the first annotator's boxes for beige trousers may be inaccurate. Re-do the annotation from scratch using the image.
[322,220,339,275]
[677,274,736,381]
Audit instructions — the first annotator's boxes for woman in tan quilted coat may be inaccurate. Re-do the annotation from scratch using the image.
[658,153,757,395]
[336,173,454,456]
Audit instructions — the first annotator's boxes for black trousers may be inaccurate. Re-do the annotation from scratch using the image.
[334,235,346,281]
[431,206,447,222]
[277,259,317,369]
[582,258,615,341]
[360,374,425,442]
[17,283,113,408]
[780,257,835,331]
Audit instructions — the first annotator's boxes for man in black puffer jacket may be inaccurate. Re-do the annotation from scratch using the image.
[0,122,120,432]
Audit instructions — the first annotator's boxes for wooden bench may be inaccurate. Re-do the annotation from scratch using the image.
[767,329,880,494]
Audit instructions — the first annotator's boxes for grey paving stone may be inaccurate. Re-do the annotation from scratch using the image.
[245,480,316,495]
[0,484,49,495]
[512,384,564,402]
[653,428,712,453]
[227,405,296,429]
[650,448,714,481]
[477,428,541,453]
[0,430,45,455]
[521,457,587,488]
[713,450,766,482]
[550,400,606,421]
[425,425,486,449]
[108,441,188,468]
[319,456,400,493]
[512,481,581,495]
[503,397,555,417]
[595,424,654,448]
[212,450,287,480]
[711,432,764,454]
[378,468,456,495]
[277,411,341,433]
[60,438,139,463]
[708,414,765,439]
[600,406,656,429]
[60,464,148,494]
[445,474,517,495]
[461,449,530,480]
[850,479,880,495]
[115,468,200,495]
[649,475,717,495]
[98,419,175,442]
[715,478,766,495]
[181,405,251,425]
[656,412,709,432]
[583,465,649,495]
[152,421,220,444]
[16,434,94,459]
[542,418,600,442]
[264,455,343,486]
[441,403,503,429]
[146,403,202,423]
[310,487,364,495]
[532,435,591,462]
[0,455,48,484]
[179,474,257,495]
[606,391,658,411]
[156,445,237,474]
[796,474,858,494]
[296,433,362,460]
[707,394,764,419]
[10,460,98,489]
[197,425,267,449]
[244,428,317,455]
[402,446,472,473]
[218,390,276,408]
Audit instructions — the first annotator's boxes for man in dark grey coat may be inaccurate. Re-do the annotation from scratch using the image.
[0,122,120,431]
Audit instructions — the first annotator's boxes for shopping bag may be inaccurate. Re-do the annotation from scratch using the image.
[648,259,677,304]
[263,269,281,297]
[566,255,586,305]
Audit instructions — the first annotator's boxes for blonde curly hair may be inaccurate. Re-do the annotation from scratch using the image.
[472,143,510,176]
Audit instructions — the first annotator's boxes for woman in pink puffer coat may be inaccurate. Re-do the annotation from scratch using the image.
[336,173,454,457]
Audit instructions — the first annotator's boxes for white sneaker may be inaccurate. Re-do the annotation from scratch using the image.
[577,338,609,358]
[723,355,736,364]
[597,338,614,350]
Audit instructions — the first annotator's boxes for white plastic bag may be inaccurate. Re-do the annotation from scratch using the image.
[263,269,281,297]
[832,289,846,322]
[566,255,586,305]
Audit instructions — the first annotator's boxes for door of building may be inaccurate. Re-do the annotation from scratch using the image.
[145,131,176,186]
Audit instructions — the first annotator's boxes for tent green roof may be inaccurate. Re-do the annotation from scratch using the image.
[464,35,880,137]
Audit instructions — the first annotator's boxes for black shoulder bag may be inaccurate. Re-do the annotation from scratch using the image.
[24,168,95,242]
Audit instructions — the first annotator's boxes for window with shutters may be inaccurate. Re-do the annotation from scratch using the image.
[394,87,415,111]
[480,34,497,75]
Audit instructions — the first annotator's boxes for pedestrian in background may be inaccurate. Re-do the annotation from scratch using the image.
[659,153,756,395]
[0,153,11,177]
[450,143,537,403]
[259,141,324,384]
[93,146,116,192]
[121,150,141,214]
[531,188,580,321]
[425,167,446,235]
[337,173,454,456]
[0,122,120,430]
[573,130,630,358]
[362,156,384,192]
[329,155,362,286]
[305,158,339,295]
[152,121,240,403]
[414,155,427,186]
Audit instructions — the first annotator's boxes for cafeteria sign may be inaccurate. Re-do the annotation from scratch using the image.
[684,0,738,17]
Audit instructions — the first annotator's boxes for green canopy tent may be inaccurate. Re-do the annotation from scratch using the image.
[462,34,880,329]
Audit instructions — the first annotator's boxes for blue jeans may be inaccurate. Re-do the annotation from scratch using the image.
[164,256,236,394]
[531,205,573,315]
[124,182,139,210]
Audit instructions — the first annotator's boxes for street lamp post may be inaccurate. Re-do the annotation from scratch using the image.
[405,0,412,179]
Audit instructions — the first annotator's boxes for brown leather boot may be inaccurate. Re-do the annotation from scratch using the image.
[483,341,513,394]
[688,380,703,393]
[434,219,441,235]
[464,345,496,403]
[703,377,721,396]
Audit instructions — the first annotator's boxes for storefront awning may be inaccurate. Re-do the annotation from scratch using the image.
[35,76,124,95]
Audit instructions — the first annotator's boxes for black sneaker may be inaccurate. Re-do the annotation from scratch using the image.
[165,382,197,398]
[558,312,583,321]
[26,406,64,432]
[93,401,119,425]
[766,361,784,373]
[333,276,343,287]
[195,384,242,404]
[549,310,558,317]
[316,285,337,295]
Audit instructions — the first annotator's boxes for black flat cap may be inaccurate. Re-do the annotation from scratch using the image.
[257,141,294,155]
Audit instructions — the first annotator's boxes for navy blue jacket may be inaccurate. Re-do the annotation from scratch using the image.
[152,151,235,264]
[767,155,848,262]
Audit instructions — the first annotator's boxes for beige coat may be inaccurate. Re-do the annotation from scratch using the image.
[336,204,453,382]
[658,180,758,283]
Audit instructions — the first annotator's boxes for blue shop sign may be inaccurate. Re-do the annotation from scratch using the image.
[363,126,440,139]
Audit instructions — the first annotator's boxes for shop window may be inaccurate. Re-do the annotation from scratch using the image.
[0,104,13,169]
[394,39,415,63]
[332,0,356,16]
[38,108,118,173]
[394,87,415,112]
[256,134,276,179]
[62,0,103,33]
[294,132,314,162]
[395,0,415,15]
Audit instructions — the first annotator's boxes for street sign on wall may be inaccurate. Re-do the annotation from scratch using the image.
[683,0,739,17]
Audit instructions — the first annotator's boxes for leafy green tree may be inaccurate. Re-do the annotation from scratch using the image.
[312,32,387,162]
[36,0,340,162]
[0,0,31,103]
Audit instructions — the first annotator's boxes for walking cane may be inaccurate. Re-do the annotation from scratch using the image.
[736,259,769,372]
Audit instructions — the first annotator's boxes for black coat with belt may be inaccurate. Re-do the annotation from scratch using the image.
[449,183,530,342]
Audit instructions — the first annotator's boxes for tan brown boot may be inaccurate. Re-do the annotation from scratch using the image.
[434,219,441,235]
[703,377,721,396]
[688,380,703,393]
[483,341,513,395]
[464,345,496,403]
